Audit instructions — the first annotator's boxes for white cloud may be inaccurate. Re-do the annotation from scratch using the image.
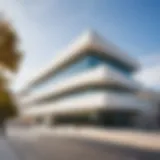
[135,65,160,86]
[134,53,160,89]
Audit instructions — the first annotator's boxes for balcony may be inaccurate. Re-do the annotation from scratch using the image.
[20,65,142,106]
[21,91,151,117]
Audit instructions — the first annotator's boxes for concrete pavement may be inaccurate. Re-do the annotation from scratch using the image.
[0,135,19,160]
[8,128,160,160]
[17,126,160,151]
[54,127,160,151]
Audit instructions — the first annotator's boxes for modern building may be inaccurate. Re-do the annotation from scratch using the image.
[18,30,158,128]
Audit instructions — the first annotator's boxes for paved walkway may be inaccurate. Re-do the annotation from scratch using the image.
[0,135,19,160]
[8,126,160,151]
[32,126,160,151]
[9,132,160,160]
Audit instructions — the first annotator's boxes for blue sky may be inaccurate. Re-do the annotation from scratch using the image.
[0,0,160,91]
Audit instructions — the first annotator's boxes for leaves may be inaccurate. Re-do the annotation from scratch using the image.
[0,17,22,122]
[0,19,22,72]
[0,89,18,121]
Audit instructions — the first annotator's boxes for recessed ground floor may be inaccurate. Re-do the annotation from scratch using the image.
[47,110,138,128]
[33,106,160,129]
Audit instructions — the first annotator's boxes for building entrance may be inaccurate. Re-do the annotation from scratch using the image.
[99,110,136,127]
[53,110,136,128]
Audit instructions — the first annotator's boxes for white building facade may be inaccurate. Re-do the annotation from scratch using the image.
[18,31,158,128]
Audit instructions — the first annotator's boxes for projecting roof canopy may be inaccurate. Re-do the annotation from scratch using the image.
[20,30,140,92]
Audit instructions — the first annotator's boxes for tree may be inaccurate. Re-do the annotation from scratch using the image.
[0,18,22,72]
[0,16,22,127]
[0,88,18,124]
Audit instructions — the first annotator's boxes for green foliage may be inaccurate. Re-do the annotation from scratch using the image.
[0,19,22,72]
[0,89,18,123]
[0,17,22,123]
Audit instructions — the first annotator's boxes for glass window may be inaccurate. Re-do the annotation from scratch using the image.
[31,54,132,93]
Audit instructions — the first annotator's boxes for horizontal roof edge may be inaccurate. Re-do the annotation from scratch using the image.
[19,30,140,92]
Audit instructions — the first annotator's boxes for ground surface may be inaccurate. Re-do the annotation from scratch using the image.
[6,128,160,160]
[0,135,19,160]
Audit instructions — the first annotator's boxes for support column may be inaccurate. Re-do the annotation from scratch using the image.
[89,111,103,126]
[43,115,54,127]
